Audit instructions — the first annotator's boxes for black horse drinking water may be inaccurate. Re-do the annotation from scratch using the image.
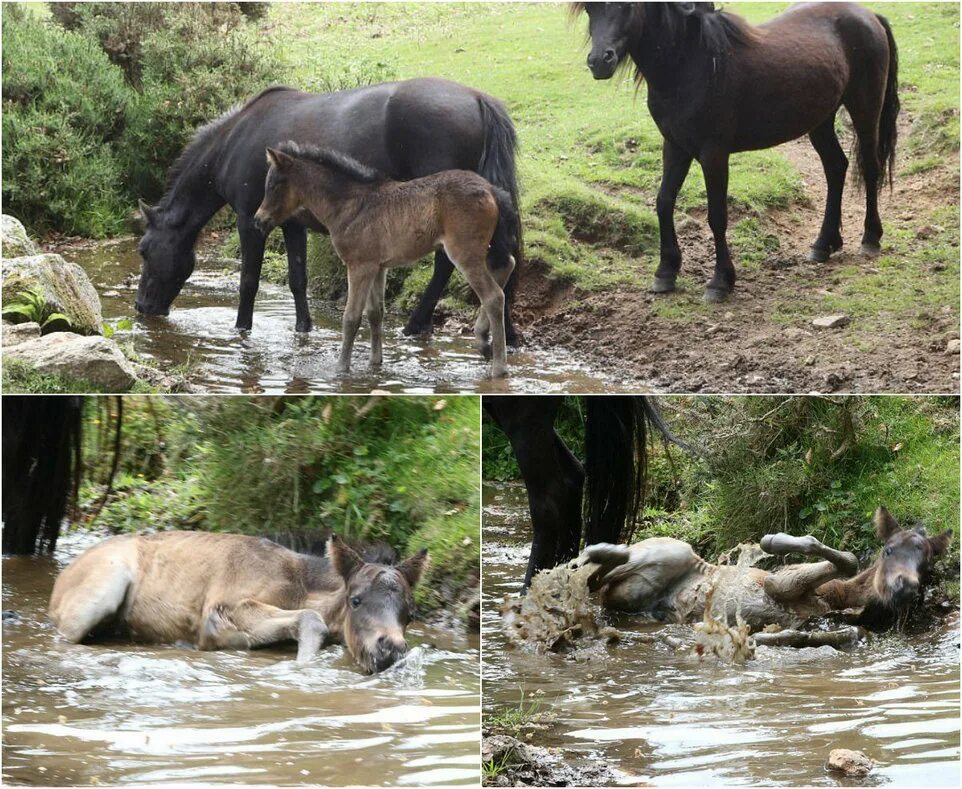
[135,78,523,344]
[574,2,899,302]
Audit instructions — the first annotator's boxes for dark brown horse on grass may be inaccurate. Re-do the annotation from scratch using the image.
[574,2,899,302]
[49,532,428,673]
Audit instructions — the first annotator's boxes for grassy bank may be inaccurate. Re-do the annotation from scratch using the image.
[74,396,480,618]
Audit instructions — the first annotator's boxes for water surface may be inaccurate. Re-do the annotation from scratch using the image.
[2,530,480,786]
[63,238,617,394]
[482,482,961,787]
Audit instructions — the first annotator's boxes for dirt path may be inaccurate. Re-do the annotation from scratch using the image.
[516,128,960,394]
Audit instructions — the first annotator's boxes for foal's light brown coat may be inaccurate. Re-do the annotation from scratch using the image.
[49,531,427,672]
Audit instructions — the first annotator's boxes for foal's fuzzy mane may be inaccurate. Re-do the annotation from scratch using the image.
[275,141,386,184]
[570,2,758,66]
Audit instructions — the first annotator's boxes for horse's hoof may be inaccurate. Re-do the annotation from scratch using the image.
[859,243,882,258]
[808,247,832,263]
[491,365,508,379]
[704,287,730,304]
[651,277,677,294]
[294,323,312,334]
[506,330,523,348]
[402,321,432,338]
[479,342,493,361]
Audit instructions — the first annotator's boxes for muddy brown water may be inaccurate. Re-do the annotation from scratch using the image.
[482,482,961,787]
[2,530,480,786]
[62,238,618,394]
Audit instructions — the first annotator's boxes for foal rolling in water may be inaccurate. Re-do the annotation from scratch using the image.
[254,143,518,377]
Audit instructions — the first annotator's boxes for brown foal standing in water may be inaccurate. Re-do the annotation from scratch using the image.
[254,143,518,377]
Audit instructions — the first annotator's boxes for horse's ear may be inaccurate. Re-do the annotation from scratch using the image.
[328,533,364,580]
[678,2,713,15]
[874,506,900,540]
[138,198,158,226]
[397,548,429,589]
[928,529,953,556]
[266,147,293,171]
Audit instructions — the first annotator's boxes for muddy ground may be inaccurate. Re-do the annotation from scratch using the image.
[515,140,960,394]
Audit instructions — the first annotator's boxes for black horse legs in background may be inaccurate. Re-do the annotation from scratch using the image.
[404,250,520,346]
[484,396,654,590]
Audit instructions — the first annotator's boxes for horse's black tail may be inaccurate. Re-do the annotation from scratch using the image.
[477,94,523,277]
[583,397,651,547]
[876,14,900,191]
[489,186,520,272]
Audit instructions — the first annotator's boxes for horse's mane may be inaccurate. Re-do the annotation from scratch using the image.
[266,529,399,565]
[275,141,386,184]
[569,2,757,67]
[158,85,294,213]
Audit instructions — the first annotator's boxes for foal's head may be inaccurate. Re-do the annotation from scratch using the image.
[135,201,197,316]
[868,507,951,622]
[328,535,428,673]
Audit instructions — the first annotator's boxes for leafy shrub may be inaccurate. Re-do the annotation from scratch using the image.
[1,9,131,236]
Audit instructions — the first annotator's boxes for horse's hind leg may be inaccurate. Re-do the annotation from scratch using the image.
[652,139,694,294]
[201,600,328,664]
[760,533,858,602]
[845,94,885,256]
[337,264,377,375]
[49,548,134,643]
[808,116,848,262]
[281,222,312,333]
[365,269,387,369]
[452,250,507,377]
[474,256,515,361]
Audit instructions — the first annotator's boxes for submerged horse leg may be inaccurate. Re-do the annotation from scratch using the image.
[808,116,848,262]
[652,139,694,294]
[760,533,858,602]
[235,215,267,332]
[337,264,378,374]
[281,222,312,333]
[200,600,328,664]
[365,269,387,369]
[700,146,736,303]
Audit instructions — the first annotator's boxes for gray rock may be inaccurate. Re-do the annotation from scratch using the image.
[2,320,41,347]
[947,339,960,355]
[827,748,874,777]
[4,333,139,391]
[2,253,103,335]
[812,314,851,330]
[1,215,39,257]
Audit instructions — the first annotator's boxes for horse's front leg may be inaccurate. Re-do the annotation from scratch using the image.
[235,215,267,332]
[760,533,858,602]
[338,264,377,375]
[652,139,693,294]
[281,222,312,333]
[403,249,453,337]
[200,600,328,664]
[700,147,736,302]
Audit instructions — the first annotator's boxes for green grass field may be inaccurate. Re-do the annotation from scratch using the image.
[267,2,959,318]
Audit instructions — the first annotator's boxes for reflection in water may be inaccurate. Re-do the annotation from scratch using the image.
[2,531,480,786]
[62,238,618,394]
[482,482,961,788]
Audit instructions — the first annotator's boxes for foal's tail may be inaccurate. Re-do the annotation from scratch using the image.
[875,14,900,191]
[477,94,524,277]
[489,186,520,273]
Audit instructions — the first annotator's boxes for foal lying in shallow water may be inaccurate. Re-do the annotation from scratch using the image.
[581,507,951,634]
[253,143,519,378]
[49,532,428,673]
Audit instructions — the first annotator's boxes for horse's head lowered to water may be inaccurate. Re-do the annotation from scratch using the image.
[328,535,429,673]
[135,200,196,317]
[863,507,952,626]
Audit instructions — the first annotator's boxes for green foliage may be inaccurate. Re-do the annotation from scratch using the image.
[1,287,73,333]
[1,8,131,236]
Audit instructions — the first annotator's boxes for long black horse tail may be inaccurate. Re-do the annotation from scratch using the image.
[477,94,523,275]
[875,14,900,191]
[583,397,651,547]
[489,186,520,271]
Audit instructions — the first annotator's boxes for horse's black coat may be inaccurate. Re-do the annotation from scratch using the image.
[136,78,522,341]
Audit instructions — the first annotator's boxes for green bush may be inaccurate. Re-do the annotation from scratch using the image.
[1,9,131,236]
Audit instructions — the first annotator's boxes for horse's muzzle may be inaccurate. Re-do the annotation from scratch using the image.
[134,299,169,317]
[253,212,274,236]
[587,49,619,79]
[371,638,408,673]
